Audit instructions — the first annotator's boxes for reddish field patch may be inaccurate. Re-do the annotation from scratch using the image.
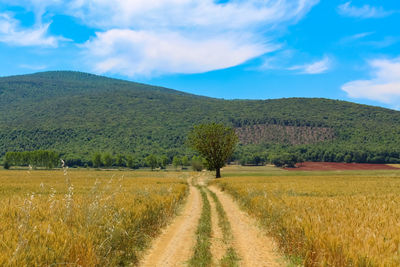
[285,162,399,171]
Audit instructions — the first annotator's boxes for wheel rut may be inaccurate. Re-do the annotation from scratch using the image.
[139,180,202,267]
[208,192,228,265]
[209,186,283,267]
[139,174,283,267]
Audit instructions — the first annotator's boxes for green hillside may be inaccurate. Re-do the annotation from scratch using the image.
[1,71,399,165]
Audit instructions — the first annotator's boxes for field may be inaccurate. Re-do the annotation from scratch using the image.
[2,166,400,267]
[387,164,400,169]
[0,169,188,266]
[214,166,400,266]
[287,162,399,171]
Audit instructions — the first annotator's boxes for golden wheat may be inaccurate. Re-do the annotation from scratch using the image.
[387,164,400,169]
[215,173,400,266]
[0,170,188,266]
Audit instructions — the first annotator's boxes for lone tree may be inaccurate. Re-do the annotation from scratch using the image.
[188,123,238,178]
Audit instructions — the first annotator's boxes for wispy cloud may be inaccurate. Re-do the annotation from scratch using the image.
[338,2,394,18]
[342,57,400,107]
[339,32,373,44]
[0,13,64,47]
[84,29,271,76]
[364,36,400,48]
[339,32,399,48]
[3,0,320,76]
[65,0,319,30]
[288,56,332,74]
[77,0,320,76]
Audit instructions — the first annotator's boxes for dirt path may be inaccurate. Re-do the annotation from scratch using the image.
[209,186,283,267]
[208,192,227,265]
[139,181,202,267]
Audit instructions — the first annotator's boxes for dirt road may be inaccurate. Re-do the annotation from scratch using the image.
[209,186,283,267]
[208,194,228,265]
[139,183,202,267]
[140,174,283,266]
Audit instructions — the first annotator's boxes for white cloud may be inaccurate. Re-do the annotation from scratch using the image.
[77,0,320,76]
[288,56,332,74]
[0,13,63,47]
[84,29,271,76]
[65,0,319,30]
[338,2,393,18]
[342,57,400,106]
[2,0,320,76]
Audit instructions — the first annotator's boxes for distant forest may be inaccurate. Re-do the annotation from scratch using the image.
[1,71,399,167]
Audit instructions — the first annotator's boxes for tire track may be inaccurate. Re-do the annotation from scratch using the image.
[139,181,201,267]
[209,186,283,267]
[208,193,228,265]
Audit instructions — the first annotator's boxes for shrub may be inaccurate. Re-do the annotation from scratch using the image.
[270,153,298,168]
[191,156,204,171]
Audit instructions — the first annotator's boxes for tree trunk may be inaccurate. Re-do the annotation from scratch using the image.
[216,168,221,178]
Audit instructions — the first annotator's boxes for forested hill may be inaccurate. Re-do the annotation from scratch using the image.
[1,71,400,165]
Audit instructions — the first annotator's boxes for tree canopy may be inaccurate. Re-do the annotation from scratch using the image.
[188,123,238,178]
[4,150,59,169]
[1,71,400,167]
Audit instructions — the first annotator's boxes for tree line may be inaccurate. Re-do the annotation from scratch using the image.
[90,152,197,169]
[1,150,208,171]
[4,150,59,169]
[3,146,400,170]
[234,144,400,167]
[91,153,209,171]
[3,146,400,171]
[2,122,399,171]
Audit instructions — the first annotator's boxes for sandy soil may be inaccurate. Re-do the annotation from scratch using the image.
[139,182,202,267]
[209,186,283,267]
[286,162,399,171]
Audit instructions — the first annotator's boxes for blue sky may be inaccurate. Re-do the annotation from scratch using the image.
[0,0,399,109]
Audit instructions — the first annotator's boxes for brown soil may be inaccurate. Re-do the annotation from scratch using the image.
[139,182,202,267]
[286,162,399,171]
[209,186,283,267]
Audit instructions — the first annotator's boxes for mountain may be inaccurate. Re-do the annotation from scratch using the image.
[1,71,399,165]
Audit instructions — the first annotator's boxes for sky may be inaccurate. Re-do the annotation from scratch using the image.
[0,0,399,110]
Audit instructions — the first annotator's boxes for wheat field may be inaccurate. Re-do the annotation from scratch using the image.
[214,171,400,266]
[0,170,188,266]
[387,164,400,169]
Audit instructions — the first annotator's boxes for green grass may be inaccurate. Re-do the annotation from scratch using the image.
[189,186,212,267]
[207,189,233,242]
[219,247,240,267]
[207,189,241,267]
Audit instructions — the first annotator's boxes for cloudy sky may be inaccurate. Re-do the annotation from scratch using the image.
[0,0,399,109]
